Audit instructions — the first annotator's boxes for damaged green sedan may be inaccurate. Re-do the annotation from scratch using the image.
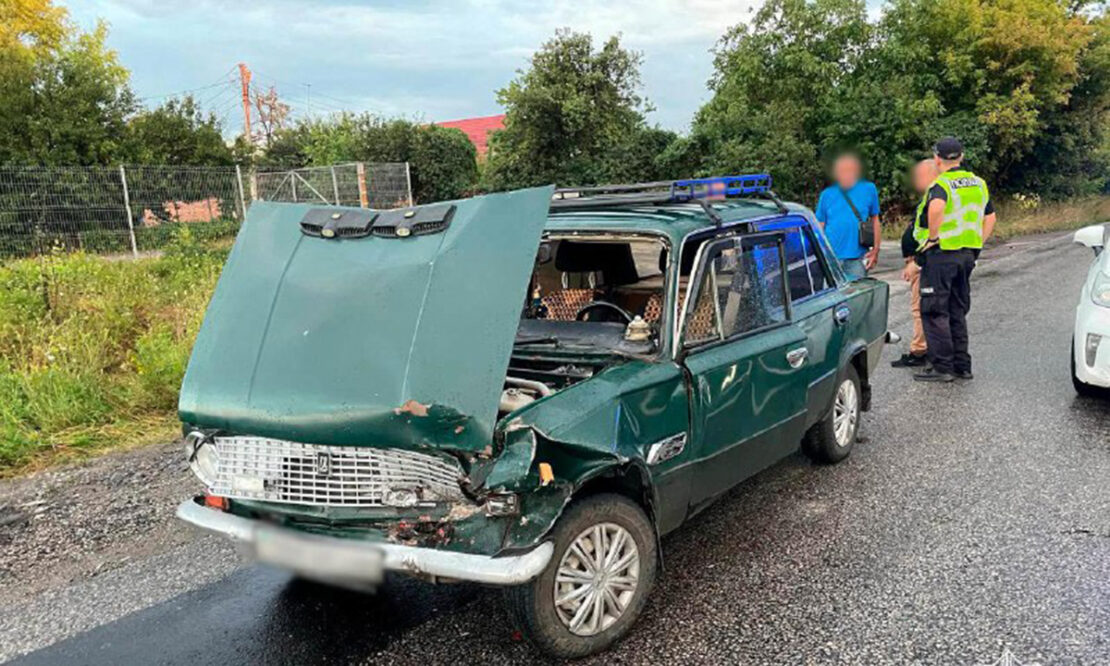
[176,175,890,658]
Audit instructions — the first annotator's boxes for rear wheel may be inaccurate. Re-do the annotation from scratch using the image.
[503,493,658,659]
[803,364,861,464]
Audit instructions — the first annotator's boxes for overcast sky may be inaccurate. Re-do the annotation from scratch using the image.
[65,0,772,135]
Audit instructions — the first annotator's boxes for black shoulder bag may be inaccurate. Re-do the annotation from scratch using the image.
[838,187,875,249]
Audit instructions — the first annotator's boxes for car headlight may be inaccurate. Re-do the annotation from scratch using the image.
[1092,271,1110,308]
[184,431,218,487]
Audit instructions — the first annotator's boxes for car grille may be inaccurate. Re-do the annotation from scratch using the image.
[208,436,465,507]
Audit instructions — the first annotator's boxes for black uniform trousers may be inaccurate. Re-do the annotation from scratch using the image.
[919,247,976,375]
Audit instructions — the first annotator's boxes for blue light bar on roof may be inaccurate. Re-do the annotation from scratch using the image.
[670,174,773,202]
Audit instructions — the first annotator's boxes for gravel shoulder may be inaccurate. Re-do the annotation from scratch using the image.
[0,440,195,605]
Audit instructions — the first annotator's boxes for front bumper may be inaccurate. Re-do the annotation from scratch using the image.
[176,498,553,586]
[1075,301,1110,388]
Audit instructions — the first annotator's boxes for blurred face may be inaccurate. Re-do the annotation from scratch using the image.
[832,156,862,189]
[913,161,938,193]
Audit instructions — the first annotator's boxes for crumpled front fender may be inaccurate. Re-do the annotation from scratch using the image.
[472,359,687,553]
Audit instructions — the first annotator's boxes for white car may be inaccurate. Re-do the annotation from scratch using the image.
[1072,223,1110,395]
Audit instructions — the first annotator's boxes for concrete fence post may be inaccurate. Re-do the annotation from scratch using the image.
[330,165,341,205]
[235,165,247,219]
[404,161,414,207]
[119,165,138,258]
[356,162,369,208]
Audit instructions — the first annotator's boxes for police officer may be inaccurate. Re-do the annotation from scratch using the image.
[913,137,996,383]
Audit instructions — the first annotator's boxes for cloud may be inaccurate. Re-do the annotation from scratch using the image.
[64,0,763,132]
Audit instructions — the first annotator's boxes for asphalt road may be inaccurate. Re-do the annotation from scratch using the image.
[4,233,1109,665]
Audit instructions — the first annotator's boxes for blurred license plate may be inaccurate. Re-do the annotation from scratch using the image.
[255,528,384,583]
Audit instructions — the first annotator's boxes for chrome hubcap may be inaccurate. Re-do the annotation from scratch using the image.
[554,523,640,636]
[833,379,859,447]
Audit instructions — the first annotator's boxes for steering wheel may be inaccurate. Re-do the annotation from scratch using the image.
[575,301,634,324]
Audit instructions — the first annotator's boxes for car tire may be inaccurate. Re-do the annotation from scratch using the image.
[802,364,861,464]
[503,493,658,659]
[1072,336,1101,398]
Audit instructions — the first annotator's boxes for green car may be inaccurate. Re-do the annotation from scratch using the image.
[177,175,890,658]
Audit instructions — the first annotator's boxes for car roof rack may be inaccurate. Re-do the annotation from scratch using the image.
[550,174,789,224]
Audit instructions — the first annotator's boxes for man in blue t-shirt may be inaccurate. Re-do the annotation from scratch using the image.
[815,154,881,279]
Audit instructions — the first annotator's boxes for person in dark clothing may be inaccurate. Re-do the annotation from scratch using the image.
[912,137,997,383]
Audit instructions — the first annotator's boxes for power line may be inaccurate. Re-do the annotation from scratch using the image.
[249,68,381,116]
[197,83,237,110]
[135,66,238,102]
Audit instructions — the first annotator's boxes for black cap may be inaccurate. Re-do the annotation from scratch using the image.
[934,137,964,160]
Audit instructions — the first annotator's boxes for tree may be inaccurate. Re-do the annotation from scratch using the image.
[252,85,290,146]
[1007,13,1110,197]
[484,30,662,190]
[125,95,233,165]
[685,0,1108,208]
[685,0,873,201]
[0,5,135,166]
[874,0,1094,191]
[408,124,480,202]
[0,0,66,63]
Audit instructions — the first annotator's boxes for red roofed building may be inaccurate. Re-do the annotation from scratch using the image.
[435,114,505,158]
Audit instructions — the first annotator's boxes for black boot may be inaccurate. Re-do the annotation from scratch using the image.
[914,367,954,383]
[891,352,928,368]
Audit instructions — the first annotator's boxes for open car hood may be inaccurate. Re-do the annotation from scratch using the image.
[179,187,553,454]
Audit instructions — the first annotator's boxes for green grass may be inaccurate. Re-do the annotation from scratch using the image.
[881,194,1110,241]
[0,226,227,474]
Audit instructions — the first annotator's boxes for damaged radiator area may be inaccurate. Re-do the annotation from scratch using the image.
[499,356,603,416]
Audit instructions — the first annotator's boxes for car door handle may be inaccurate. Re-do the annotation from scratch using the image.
[834,306,851,325]
[786,347,808,368]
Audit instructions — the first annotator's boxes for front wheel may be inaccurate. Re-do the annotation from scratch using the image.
[503,493,658,659]
[803,364,861,464]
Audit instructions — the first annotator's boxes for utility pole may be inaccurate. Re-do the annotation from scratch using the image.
[304,83,312,118]
[238,62,252,141]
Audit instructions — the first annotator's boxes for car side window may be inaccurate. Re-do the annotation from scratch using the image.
[781,226,836,303]
[755,215,841,289]
[682,234,789,347]
[801,226,833,293]
[783,229,814,301]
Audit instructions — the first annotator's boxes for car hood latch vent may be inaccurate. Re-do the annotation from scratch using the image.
[372,204,456,238]
[300,209,378,239]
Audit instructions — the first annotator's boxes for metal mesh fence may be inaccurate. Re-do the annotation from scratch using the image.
[0,162,412,259]
[124,166,246,255]
[254,162,412,209]
[0,165,244,258]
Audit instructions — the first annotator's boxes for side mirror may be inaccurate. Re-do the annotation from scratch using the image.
[1074,224,1107,255]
